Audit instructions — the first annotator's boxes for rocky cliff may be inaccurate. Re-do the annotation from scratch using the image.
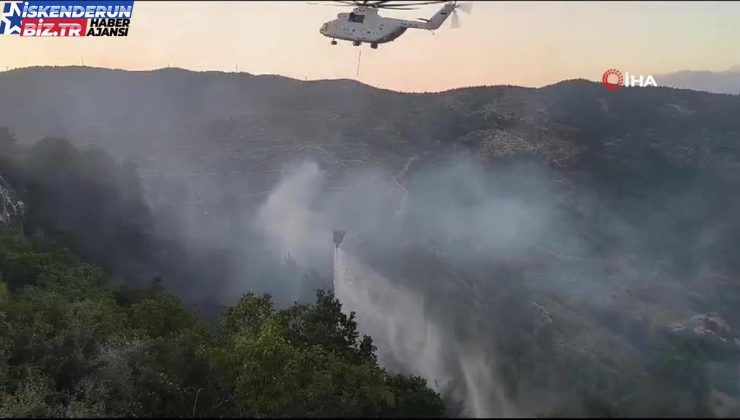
[0,174,23,225]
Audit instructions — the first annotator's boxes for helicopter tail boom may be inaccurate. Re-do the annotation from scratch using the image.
[421,1,457,30]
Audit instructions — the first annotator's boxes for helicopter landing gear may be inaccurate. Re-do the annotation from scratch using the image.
[352,41,361,47]
[370,42,378,49]
[331,39,337,45]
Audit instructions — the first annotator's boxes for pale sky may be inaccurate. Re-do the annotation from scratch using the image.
[1,1,739,92]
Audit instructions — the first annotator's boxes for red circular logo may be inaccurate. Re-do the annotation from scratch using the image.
[602,69,623,91]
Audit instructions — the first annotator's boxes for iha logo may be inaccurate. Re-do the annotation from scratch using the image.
[602,69,657,91]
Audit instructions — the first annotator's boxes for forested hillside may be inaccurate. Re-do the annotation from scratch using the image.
[0,225,444,417]
[0,132,444,417]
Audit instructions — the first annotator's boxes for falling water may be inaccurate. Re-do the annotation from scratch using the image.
[332,247,516,417]
[333,247,449,386]
[395,189,409,218]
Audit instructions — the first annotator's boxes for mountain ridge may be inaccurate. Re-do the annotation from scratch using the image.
[6,65,738,95]
[656,65,740,94]
[2,66,739,192]
[0,65,604,94]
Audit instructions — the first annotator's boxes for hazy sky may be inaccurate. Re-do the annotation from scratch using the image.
[2,1,739,92]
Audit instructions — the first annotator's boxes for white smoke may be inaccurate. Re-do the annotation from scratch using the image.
[457,345,519,417]
[252,156,560,417]
[254,160,332,267]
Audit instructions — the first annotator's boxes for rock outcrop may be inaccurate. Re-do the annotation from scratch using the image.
[0,174,23,225]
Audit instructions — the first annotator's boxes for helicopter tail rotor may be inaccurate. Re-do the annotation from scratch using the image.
[456,1,472,14]
[450,9,460,28]
[450,1,472,29]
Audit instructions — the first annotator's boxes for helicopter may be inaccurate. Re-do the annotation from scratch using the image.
[314,0,472,49]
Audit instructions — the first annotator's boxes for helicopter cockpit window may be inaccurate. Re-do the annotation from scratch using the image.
[348,13,364,23]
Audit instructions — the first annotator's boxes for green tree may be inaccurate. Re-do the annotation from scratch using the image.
[213,291,445,417]
[0,225,445,418]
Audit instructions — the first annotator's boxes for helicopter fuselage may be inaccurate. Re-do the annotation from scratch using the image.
[319,3,455,46]
[320,8,406,44]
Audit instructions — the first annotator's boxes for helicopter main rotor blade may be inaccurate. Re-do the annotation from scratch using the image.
[378,5,419,9]
[387,1,445,5]
[326,0,445,7]
[308,2,353,6]
[332,0,395,6]
[369,0,443,5]
[378,6,418,10]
